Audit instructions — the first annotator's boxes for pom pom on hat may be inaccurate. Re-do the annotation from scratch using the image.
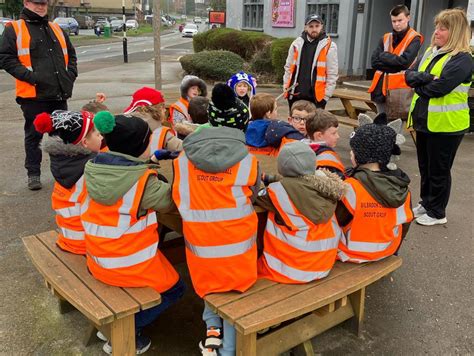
[34,113,54,134]
[93,111,116,134]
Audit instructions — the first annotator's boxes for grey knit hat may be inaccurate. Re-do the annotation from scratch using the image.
[349,123,399,168]
[277,141,316,177]
[180,75,207,99]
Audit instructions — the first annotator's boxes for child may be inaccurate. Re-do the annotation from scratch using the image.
[227,71,257,107]
[169,75,207,125]
[305,109,345,179]
[172,83,258,356]
[246,93,303,156]
[124,87,183,153]
[257,141,345,283]
[287,100,317,137]
[81,112,185,354]
[174,96,210,137]
[82,92,109,113]
[336,123,414,263]
[33,110,103,255]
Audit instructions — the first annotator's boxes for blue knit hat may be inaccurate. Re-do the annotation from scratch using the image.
[227,71,257,97]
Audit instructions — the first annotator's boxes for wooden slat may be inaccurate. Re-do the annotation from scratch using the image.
[256,304,354,355]
[22,235,114,325]
[236,332,257,356]
[37,231,140,319]
[216,262,361,323]
[333,88,373,102]
[123,287,162,310]
[235,256,402,334]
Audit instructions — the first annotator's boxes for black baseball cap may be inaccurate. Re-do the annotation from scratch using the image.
[28,0,48,3]
[305,14,324,25]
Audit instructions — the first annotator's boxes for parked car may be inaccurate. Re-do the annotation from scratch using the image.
[53,17,79,35]
[193,16,202,24]
[182,23,198,37]
[161,16,172,26]
[110,19,124,32]
[126,19,139,30]
[75,14,94,29]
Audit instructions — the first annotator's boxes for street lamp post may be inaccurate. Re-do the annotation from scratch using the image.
[153,0,161,89]
[122,0,128,63]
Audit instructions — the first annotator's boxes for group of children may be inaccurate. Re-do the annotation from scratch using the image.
[33,70,414,355]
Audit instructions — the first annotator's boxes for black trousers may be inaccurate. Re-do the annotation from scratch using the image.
[19,100,67,177]
[416,131,464,219]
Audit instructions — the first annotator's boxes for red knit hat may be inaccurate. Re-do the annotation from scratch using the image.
[123,87,165,114]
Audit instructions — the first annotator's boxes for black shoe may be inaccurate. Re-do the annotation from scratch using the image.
[28,176,42,190]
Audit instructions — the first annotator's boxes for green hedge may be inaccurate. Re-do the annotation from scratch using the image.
[270,38,294,83]
[193,28,273,60]
[180,50,245,81]
[250,45,273,75]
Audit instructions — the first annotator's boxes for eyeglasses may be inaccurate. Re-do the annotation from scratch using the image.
[290,116,307,123]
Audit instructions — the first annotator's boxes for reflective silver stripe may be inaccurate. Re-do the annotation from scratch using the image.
[395,204,407,226]
[60,227,84,240]
[174,101,188,116]
[317,61,326,68]
[452,85,470,94]
[337,250,369,263]
[428,103,469,113]
[177,154,255,222]
[346,238,394,253]
[69,176,84,203]
[344,184,356,211]
[316,76,326,82]
[150,127,164,151]
[89,242,157,269]
[80,196,90,215]
[418,48,434,70]
[62,48,68,55]
[317,152,340,165]
[55,206,80,218]
[383,34,391,51]
[83,213,156,239]
[18,48,30,55]
[185,234,256,258]
[264,252,330,282]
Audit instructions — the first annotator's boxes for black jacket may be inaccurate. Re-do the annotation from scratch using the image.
[405,50,472,134]
[370,27,422,103]
[0,8,77,101]
[296,31,322,102]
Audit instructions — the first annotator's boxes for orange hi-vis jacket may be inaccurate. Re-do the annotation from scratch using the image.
[52,176,87,255]
[81,170,179,293]
[149,126,173,152]
[258,182,341,283]
[284,37,332,102]
[172,152,259,297]
[246,137,296,157]
[316,148,345,174]
[337,177,413,263]
[10,19,69,99]
[168,97,190,125]
[368,28,423,96]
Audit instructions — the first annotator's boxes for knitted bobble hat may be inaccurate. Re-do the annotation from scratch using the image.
[34,110,94,145]
[124,87,165,114]
[227,71,257,97]
[93,111,151,157]
[349,123,399,168]
[208,83,250,131]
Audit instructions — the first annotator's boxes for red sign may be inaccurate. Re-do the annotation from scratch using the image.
[209,11,226,24]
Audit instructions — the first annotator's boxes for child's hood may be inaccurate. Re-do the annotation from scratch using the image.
[246,119,270,148]
[352,167,410,208]
[279,170,345,224]
[42,135,96,189]
[84,152,156,206]
[182,126,249,173]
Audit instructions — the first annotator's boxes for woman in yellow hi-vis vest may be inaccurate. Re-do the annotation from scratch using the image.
[405,9,472,226]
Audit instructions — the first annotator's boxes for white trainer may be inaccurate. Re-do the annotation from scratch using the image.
[412,204,427,218]
[416,214,447,226]
[96,330,107,342]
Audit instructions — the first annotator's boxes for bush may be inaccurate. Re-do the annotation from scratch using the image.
[193,28,273,60]
[250,44,273,75]
[180,50,245,81]
[271,38,294,83]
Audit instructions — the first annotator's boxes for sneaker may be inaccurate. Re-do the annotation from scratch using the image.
[416,213,447,226]
[27,176,42,190]
[199,341,217,356]
[204,326,222,349]
[96,330,107,342]
[412,204,427,218]
[102,334,151,355]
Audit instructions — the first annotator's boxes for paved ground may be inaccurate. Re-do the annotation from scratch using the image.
[0,38,473,355]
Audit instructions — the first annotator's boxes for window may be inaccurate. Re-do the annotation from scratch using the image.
[307,1,339,35]
[243,0,264,30]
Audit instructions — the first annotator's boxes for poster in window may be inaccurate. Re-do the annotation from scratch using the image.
[271,0,295,28]
[209,11,226,24]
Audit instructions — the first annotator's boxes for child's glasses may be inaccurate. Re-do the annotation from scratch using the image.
[290,116,307,123]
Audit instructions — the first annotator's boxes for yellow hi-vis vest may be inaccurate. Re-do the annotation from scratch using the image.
[408,47,471,133]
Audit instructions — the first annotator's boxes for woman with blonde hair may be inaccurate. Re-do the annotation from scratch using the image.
[405,8,472,226]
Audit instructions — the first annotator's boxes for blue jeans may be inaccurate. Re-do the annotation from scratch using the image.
[135,278,186,332]
[203,302,236,356]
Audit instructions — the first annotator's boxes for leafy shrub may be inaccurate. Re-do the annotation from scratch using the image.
[180,50,245,81]
[271,38,294,83]
[250,44,273,75]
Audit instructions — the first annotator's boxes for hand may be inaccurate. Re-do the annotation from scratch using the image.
[151,149,179,162]
[95,93,106,103]
[261,172,279,186]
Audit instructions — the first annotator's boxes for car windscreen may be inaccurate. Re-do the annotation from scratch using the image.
[185,24,198,30]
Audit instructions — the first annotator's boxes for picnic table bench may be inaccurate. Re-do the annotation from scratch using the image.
[22,230,162,356]
[331,88,378,121]
[205,256,402,356]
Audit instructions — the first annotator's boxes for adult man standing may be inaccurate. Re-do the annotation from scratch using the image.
[283,14,338,110]
[0,0,77,190]
[368,5,422,115]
